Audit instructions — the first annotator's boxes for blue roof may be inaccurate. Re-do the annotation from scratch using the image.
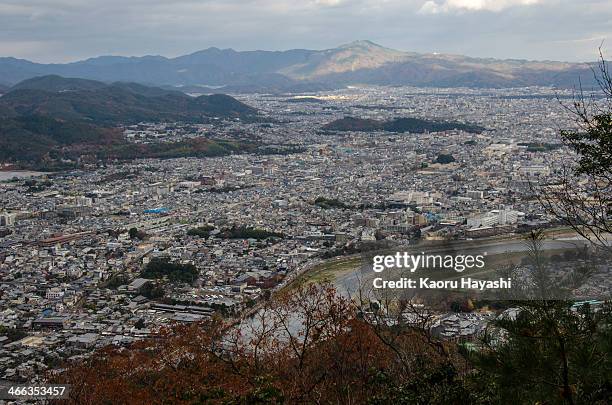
[144,208,169,214]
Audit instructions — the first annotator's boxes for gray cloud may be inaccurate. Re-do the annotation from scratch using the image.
[0,0,609,62]
[419,0,545,14]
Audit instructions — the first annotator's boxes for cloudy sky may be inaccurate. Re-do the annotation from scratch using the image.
[1,0,610,63]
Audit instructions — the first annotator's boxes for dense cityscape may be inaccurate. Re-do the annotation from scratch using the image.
[0,84,608,385]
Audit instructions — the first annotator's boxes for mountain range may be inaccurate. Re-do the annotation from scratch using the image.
[0,41,599,93]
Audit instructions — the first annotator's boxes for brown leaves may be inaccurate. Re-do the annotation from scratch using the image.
[52,284,455,404]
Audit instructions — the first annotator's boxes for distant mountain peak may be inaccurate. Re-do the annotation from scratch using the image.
[281,39,408,79]
[338,40,389,50]
[200,46,225,53]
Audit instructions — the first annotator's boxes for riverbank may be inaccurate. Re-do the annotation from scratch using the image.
[281,229,589,294]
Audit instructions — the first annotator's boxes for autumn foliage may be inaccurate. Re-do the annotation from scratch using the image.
[51,284,470,404]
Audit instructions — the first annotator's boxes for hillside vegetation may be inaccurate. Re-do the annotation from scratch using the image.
[0,76,259,167]
[322,116,485,133]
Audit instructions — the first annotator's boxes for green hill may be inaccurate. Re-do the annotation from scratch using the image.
[0,115,258,169]
[0,76,259,167]
[0,115,120,164]
[1,76,257,123]
[10,75,107,92]
[322,116,485,134]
